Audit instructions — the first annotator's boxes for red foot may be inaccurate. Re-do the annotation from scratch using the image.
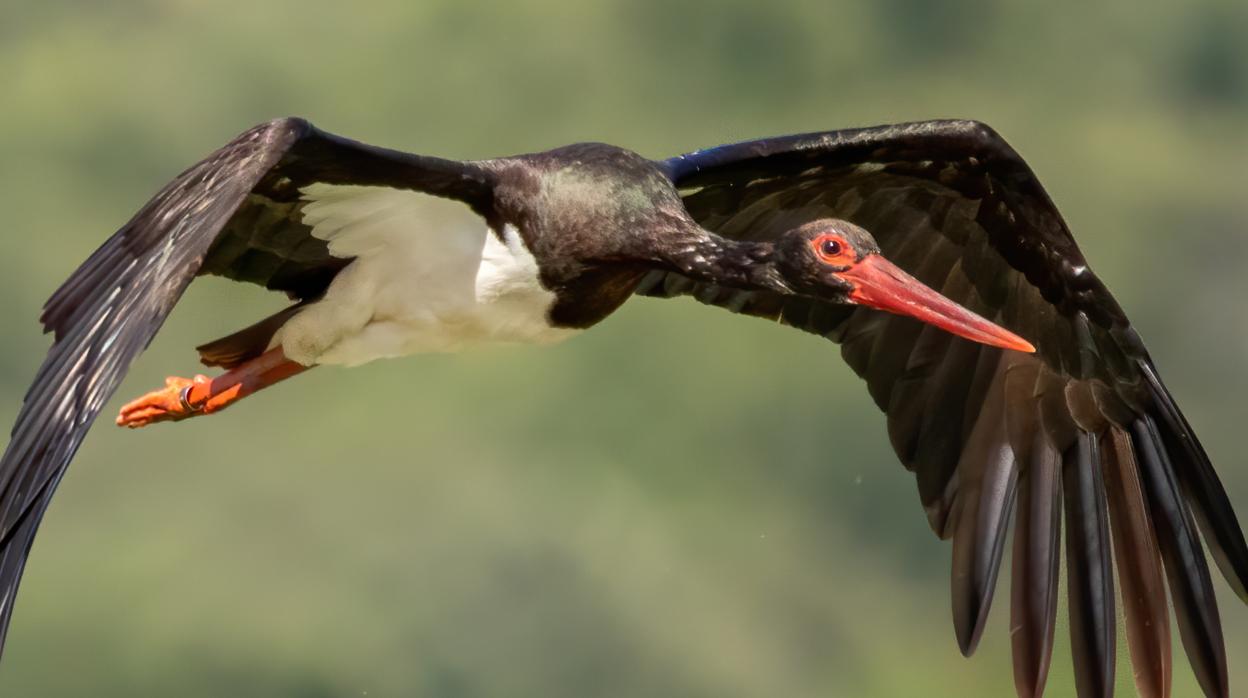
[115,349,309,429]
[116,375,211,429]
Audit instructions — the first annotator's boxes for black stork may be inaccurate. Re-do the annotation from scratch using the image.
[1,118,1244,697]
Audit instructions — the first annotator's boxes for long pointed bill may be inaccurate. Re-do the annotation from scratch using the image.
[840,254,1036,353]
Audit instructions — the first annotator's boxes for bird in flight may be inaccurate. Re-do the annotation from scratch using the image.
[1,118,1243,697]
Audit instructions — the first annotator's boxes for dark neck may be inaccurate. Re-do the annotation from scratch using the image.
[656,229,781,291]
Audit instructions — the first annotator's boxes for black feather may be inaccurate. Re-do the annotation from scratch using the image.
[950,361,1019,656]
[1139,361,1248,602]
[195,303,307,369]
[911,265,990,520]
[1101,427,1170,698]
[885,326,955,470]
[1010,427,1062,698]
[857,231,963,409]
[1062,431,1115,698]
[1133,417,1227,698]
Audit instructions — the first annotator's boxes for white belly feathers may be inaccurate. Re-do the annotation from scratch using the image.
[271,184,577,367]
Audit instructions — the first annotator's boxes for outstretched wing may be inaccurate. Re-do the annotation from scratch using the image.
[0,118,495,658]
[647,120,1247,698]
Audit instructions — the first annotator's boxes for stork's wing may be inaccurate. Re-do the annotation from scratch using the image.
[0,118,494,659]
[647,120,1247,698]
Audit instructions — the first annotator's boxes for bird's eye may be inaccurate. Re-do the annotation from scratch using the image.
[808,234,848,262]
[811,234,851,263]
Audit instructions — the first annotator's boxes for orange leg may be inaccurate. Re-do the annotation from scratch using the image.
[116,348,309,429]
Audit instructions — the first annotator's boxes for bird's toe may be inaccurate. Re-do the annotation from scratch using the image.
[116,375,203,428]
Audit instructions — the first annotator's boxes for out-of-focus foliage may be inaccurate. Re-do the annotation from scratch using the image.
[0,1,1245,696]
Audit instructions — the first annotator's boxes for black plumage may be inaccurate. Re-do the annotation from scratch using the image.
[1062,431,1115,698]
[1134,416,1228,698]
[1102,427,1170,698]
[949,356,1018,656]
[1010,425,1062,698]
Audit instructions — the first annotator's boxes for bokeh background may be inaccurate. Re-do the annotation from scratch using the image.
[1,1,1246,696]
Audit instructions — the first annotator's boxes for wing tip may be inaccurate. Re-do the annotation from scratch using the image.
[1132,415,1229,698]
[1138,360,1248,602]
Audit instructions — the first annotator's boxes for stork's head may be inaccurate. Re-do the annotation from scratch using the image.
[774,219,1035,353]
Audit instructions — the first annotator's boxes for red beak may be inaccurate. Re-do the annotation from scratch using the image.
[840,254,1036,354]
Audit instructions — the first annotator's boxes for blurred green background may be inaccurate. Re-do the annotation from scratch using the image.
[1,1,1246,696]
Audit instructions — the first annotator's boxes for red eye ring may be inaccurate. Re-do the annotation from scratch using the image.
[813,234,850,262]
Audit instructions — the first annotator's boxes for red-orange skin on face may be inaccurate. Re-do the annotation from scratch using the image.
[811,233,857,267]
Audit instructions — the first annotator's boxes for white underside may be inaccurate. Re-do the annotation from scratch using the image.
[272,184,578,367]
